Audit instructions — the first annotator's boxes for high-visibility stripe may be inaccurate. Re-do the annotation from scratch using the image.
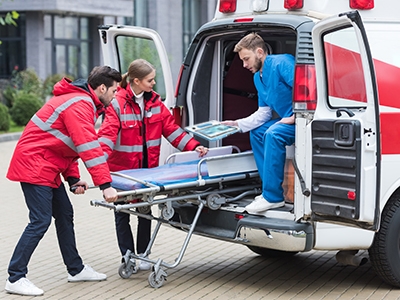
[177,134,192,150]
[99,137,114,150]
[121,113,141,122]
[84,155,107,168]
[114,144,143,152]
[147,138,161,147]
[145,106,161,117]
[167,127,185,141]
[76,140,102,153]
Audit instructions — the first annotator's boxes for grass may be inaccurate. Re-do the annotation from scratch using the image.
[0,120,24,134]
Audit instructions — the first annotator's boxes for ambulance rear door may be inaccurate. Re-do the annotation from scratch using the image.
[310,11,380,230]
[98,25,175,163]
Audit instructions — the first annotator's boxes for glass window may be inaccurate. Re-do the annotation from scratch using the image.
[324,27,367,108]
[116,35,166,99]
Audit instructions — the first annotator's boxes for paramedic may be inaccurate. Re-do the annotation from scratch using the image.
[98,59,208,271]
[5,66,122,296]
[223,33,295,214]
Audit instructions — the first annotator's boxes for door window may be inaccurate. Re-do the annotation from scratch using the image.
[324,27,368,108]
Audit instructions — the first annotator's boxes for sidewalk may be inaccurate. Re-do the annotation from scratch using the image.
[0,139,398,299]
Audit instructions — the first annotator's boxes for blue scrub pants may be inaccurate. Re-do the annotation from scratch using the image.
[114,210,151,256]
[250,121,295,202]
[8,183,84,283]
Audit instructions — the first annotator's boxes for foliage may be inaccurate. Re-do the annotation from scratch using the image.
[12,68,43,99]
[43,73,75,99]
[0,102,10,131]
[0,10,19,26]
[9,92,43,126]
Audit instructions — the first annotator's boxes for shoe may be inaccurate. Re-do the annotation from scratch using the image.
[5,278,44,296]
[138,254,152,271]
[245,195,285,213]
[68,264,107,282]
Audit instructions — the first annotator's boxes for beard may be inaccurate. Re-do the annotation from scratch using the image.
[253,56,263,73]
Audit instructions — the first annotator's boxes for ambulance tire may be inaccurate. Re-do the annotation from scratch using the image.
[247,245,297,257]
[369,194,400,288]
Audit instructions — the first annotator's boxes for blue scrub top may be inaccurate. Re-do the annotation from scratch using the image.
[253,54,295,119]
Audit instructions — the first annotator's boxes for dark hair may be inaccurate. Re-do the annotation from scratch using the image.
[120,59,155,88]
[88,66,122,90]
[234,32,268,53]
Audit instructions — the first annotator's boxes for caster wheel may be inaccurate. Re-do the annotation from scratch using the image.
[148,271,165,288]
[118,262,136,279]
[161,206,174,220]
[206,193,222,210]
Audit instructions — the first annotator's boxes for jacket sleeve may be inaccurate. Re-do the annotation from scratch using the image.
[98,101,121,160]
[160,103,200,151]
[62,99,112,187]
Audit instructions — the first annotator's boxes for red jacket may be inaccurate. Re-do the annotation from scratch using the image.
[7,78,112,188]
[98,85,200,171]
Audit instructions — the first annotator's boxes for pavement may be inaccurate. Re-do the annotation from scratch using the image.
[0,135,399,299]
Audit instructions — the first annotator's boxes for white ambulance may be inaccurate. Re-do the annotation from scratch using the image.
[99,0,400,287]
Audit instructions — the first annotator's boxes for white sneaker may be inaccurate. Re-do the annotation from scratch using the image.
[5,278,44,296]
[68,264,107,282]
[138,254,152,271]
[245,195,285,213]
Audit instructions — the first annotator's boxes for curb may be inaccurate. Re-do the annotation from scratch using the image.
[0,132,21,143]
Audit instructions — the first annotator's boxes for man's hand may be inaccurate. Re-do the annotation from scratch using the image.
[71,180,89,194]
[103,187,118,203]
[221,120,238,127]
[195,145,209,157]
[279,114,295,125]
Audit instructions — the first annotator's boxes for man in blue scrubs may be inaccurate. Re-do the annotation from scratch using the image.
[223,33,295,213]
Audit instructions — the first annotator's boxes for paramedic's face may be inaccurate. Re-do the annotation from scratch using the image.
[137,70,156,93]
[239,48,263,73]
[99,82,118,107]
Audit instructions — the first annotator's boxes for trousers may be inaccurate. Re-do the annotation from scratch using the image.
[250,121,295,202]
[8,183,83,282]
[114,210,151,256]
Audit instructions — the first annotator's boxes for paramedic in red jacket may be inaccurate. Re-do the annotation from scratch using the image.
[98,59,207,271]
[5,66,121,297]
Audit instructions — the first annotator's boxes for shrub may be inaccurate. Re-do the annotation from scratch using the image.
[0,102,10,131]
[9,92,43,126]
[14,69,43,99]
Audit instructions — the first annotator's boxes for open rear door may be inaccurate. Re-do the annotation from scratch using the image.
[311,11,380,230]
[98,25,176,163]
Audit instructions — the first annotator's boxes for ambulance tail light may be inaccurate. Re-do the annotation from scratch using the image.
[284,0,303,10]
[293,64,317,111]
[219,0,237,13]
[349,0,374,9]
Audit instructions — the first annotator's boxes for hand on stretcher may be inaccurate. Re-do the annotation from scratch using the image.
[70,181,118,202]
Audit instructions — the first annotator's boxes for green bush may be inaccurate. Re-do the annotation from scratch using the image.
[0,102,10,131]
[9,92,43,126]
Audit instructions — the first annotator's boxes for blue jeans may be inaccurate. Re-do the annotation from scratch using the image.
[250,121,295,202]
[7,183,83,282]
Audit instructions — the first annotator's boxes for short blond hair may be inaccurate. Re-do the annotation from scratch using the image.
[234,33,267,53]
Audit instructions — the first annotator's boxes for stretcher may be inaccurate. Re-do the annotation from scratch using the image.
[90,146,261,288]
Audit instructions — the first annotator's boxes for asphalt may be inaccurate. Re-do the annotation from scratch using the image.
[1,135,399,299]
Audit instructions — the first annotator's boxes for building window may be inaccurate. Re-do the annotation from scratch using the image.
[134,0,148,27]
[44,15,91,79]
[0,13,26,78]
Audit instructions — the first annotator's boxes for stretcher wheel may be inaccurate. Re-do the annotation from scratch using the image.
[206,193,222,210]
[118,262,137,279]
[137,206,151,214]
[148,271,165,288]
[161,206,174,220]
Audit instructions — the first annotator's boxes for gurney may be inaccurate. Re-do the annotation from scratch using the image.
[90,146,261,288]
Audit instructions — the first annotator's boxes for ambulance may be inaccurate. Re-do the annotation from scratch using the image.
[99,0,400,287]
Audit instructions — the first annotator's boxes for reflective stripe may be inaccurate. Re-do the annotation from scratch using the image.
[147,138,161,148]
[99,137,114,150]
[114,144,143,153]
[111,99,122,115]
[31,114,76,151]
[177,134,192,151]
[121,113,141,122]
[47,96,94,125]
[145,106,161,118]
[167,127,185,142]
[84,155,107,168]
[76,140,102,153]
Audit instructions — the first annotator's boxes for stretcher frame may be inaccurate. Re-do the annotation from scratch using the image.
[91,149,260,288]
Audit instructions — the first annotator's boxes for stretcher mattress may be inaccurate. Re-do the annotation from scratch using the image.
[111,160,209,191]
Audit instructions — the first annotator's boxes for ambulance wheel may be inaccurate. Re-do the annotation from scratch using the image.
[118,262,135,279]
[369,194,400,287]
[148,271,165,288]
[247,245,298,257]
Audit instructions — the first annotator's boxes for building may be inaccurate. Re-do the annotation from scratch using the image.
[0,0,217,86]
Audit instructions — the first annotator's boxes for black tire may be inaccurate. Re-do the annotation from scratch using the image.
[247,245,298,257]
[369,194,400,287]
